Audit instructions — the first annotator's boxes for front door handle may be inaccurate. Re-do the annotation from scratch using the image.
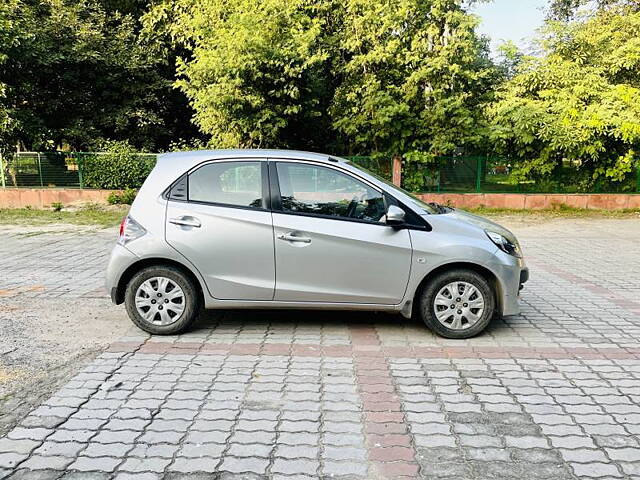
[169,216,201,228]
[278,233,311,243]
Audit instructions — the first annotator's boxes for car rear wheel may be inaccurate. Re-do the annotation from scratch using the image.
[125,265,200,335]
[419,269,495,339]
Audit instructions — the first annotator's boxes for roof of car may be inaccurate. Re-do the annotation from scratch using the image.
[158,149,345,164]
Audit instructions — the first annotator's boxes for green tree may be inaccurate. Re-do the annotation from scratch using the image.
[330,0,498,190]
[488,6,640,191]
[0,0,199,153]
[0,0,25,148]
[495,41,523,79]
[144,0,337,150]
[547,0,640,20]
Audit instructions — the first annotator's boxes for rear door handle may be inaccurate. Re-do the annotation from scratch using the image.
[169,216,201,228]
[278,233,311,243]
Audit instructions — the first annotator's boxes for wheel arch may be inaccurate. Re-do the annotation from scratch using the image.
[411,261,503,317]
[115,258,205,305]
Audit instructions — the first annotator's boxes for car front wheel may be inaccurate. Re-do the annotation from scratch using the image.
[419,269,495,339]
[124,265,200,335]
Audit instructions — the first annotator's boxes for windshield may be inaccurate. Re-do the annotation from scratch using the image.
[344,160,442,214]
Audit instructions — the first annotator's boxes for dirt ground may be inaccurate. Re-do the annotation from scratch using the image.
[0,224,130,435]
[0,296,128,435]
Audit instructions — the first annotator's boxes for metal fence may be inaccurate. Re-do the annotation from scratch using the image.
[346,156,394,181]
[0,152,158,189]
[1,151,639,193]
[403,156,640,194]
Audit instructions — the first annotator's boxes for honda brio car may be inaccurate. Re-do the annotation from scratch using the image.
[106,150,528,339]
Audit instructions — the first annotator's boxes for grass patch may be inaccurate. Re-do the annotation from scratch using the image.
[466,205,640,218]
[0,204,128,227]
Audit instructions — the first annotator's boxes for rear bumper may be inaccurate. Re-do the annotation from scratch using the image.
[105,244,138,304]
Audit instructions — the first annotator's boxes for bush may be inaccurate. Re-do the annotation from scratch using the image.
[81,141,156,189]
[107,188,138,205]
[51,202,63,212]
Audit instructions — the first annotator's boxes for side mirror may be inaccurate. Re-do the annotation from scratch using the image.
[385,205,406,227]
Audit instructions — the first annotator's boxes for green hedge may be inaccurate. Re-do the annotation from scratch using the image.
[80,142,156,189]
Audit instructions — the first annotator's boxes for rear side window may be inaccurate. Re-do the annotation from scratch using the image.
[188,161,263,209]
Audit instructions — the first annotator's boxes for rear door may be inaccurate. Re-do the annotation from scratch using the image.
[271,160,412,304]
[165,159,275,300]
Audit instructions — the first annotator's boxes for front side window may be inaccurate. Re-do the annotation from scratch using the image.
[188,161,263,209]
[276,162,386,223]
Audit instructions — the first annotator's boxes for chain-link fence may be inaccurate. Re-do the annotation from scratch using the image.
[0,152,158,188]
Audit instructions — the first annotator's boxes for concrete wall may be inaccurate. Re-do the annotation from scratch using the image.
[1,188,639,210]
[0,189,114,208]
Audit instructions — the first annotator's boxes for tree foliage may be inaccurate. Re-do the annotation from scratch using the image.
[144,0,336,150]
[489,5,640,190]
[332,0,497,190]
[547,0,640,20]
[0,0,198,153]
[144,0,497,167]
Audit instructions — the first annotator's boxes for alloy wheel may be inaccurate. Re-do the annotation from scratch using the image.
[433,281,485,330]
[135,276,186,325]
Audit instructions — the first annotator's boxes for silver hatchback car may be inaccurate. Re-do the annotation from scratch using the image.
[106,150,528,339]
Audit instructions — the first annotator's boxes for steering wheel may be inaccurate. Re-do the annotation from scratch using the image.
[345,198,359,218]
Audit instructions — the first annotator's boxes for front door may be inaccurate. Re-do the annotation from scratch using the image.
[165,160,275,300]
[271,160,412,304]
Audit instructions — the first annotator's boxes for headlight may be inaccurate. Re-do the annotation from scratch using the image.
[486,230,521,258]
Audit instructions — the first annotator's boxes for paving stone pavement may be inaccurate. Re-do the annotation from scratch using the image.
[1,218,640,479]
[1,229,113,298]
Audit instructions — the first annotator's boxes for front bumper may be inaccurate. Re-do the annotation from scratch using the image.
[490,249,528,317]
[519,267,529,290]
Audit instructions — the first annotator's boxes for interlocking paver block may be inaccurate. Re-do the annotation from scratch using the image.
[504,435,550,449]
[271,458,319,475]
[323,446,367,461]
[321,461,368,477]
[9,469,62,480]
[118,457,172,473]
[0,439,40,455]
[571,462,623,478]
[225,443,271,458]
[0,452,29,468]
[19,454,74,471]
[218,457,269,474]
[167,457,220,473]
[605,447,640,462]
[68,456,122,472]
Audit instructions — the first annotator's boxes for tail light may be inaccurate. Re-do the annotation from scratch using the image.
[118,215,146,246]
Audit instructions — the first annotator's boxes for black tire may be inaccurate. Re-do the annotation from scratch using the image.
[124,265,201,335]
[419,269,495,339]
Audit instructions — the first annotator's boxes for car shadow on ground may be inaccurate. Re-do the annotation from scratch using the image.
[192,307,424,331]
[186,307,518,341]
